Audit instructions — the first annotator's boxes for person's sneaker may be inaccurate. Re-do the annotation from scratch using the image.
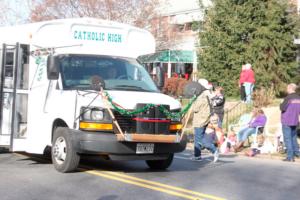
[213,150,219,163]
[282,158,295,162]
[191,156,202,161]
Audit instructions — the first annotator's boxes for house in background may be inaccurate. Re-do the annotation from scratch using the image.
[139,0,211,81]
[141,0,299,81]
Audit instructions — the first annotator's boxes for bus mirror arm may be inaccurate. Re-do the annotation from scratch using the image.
[47,55,60,80]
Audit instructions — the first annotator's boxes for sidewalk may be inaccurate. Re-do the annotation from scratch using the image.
[186,142,300,163]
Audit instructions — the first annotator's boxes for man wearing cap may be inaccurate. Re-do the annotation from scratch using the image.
[191,79,219,162]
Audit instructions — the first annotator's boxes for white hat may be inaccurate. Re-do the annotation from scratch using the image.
[245,63,252,70]
[198,78,212,90]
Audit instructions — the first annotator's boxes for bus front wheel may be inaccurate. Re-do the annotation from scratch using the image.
[51,127,80,173]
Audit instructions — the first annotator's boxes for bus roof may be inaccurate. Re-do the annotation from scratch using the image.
[0,18,156,58]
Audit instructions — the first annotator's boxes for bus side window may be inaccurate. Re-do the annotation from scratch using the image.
[18,44,29,90]
[5,52,14,78]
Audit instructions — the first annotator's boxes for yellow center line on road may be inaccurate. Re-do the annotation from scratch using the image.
[13,153,225,200]
[80,166,226,200]
[103,170,226,200]
[81,168,203,200]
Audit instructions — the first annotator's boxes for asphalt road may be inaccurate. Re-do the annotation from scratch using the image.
[0,150,299,200]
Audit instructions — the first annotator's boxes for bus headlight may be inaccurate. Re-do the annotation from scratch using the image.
[80,107,113,132]
[81,107,105,121]
[91,109,104,121]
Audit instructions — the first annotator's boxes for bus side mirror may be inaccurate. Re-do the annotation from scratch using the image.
[47,55,59,80]
[155,66,165,90]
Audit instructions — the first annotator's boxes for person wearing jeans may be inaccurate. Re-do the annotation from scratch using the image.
[192,79,215,161]
[233,107,267,152]
[280,83,300,162]
[239,63,255,103]
[193,126,207,159]
[243,82,254,103]
[237,126,257,142]
[282,125,299,161]
[194,125,219,162]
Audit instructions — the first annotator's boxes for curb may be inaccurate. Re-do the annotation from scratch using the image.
[238,152,300,163]
[185,142,300,163]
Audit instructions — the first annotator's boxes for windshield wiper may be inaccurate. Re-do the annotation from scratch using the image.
[109,85,151,92]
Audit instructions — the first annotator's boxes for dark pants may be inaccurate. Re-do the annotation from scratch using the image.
[240,85,246,101]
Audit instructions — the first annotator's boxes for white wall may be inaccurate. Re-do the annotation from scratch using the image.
[159,0,211,16]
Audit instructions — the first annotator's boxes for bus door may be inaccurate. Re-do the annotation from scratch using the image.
[0,43,29,151]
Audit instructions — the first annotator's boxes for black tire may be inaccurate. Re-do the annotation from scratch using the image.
[145,154,174,170]
[43,146,52,159]
[51,127,80,173]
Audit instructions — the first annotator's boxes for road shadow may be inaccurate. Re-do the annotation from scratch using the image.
[79,149,237,174]
[15,153,52,165]
[7,150,237,174]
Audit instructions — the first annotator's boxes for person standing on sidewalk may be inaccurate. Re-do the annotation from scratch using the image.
[239,63,255,103]
[191,79,219,162]
[280,83,300,162]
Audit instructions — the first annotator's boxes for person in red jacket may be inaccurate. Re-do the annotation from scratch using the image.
[239,63,255,103]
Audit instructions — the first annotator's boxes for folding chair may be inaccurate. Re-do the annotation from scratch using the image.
[249,126,265,148]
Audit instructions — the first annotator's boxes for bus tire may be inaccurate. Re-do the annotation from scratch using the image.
[51,127,80,173]
[145,154,174,170]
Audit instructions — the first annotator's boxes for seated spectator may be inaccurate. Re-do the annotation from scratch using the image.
[233,107,267,152]
[220,131,237,154]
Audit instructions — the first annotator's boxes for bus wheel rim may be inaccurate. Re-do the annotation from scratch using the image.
[53,136,67,165]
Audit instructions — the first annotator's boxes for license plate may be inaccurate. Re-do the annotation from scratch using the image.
[136,143,154,154]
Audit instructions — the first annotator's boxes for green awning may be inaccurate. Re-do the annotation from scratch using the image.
[138,50,194,63]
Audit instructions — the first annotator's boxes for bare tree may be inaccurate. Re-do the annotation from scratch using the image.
[0,0,32,26]
[0,1,9,26]
[29,0,181,50]
[30,0,160,28]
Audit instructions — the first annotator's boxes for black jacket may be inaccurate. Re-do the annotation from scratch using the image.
[211,95,225,115]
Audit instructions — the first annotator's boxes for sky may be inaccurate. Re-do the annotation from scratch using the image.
[1,0,31,26]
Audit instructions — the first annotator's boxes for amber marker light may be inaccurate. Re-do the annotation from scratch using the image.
[169,124,183,131]
[79,122,113,131]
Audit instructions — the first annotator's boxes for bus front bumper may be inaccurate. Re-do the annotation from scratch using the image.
[71,130,187,157]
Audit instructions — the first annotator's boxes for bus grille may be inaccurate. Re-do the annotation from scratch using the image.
[113,111,136,133]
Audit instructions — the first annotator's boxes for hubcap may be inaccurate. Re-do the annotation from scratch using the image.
[53,136,67,165]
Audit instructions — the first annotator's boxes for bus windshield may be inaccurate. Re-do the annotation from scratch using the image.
[59,55,159,92]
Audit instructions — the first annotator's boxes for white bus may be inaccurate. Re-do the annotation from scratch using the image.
[0,18,186,172]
